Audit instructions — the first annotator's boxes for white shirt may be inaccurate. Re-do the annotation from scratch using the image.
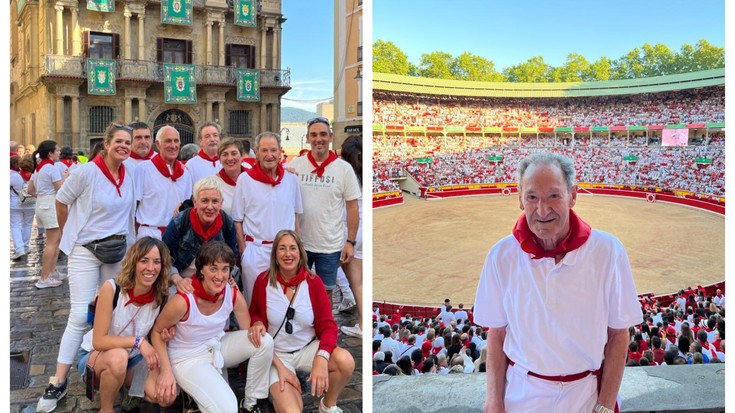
[123,157,151,175]
[474,230,642,375]
[186,155,222,186]
[134,158,193,227]
[266,280,315,353]
[380,337,402,358]
[212,174,238,217]
[289,156,361,253]
[10,170,33,209]
[454,310,469,323]
[32,163,62,195]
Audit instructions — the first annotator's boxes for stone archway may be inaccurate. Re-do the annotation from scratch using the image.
[153,109,195,145]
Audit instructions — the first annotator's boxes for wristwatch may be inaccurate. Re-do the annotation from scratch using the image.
[594,403,614,413]
[346,239,356,246]
[316,349,331,361]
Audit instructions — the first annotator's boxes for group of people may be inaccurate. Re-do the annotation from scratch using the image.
[373,87,725,128]
[19,118,360,413]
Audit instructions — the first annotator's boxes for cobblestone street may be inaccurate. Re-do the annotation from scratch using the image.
[9,229,362,413]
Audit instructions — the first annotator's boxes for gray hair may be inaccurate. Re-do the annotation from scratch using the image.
[155,125,179,143]
[197,121,222,141]
[254,131,281,149]
[517,152,575,192]
[179,143,200,162]
[193,175,223,199]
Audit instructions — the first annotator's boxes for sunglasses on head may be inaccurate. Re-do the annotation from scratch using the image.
[285,306,295,334]
[111,123,134,132]
[306,117,330,127]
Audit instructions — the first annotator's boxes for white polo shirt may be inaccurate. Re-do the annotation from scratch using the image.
[186,155,222,186]
[289,156,360,253]
[134,159,193,227]
[32,163,62,195]
[212,174,238,217]
[474,229,642,376]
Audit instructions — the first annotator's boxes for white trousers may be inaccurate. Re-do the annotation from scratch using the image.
[57,245,122,364]
[241,242,271,304]
[335,267,355,302]
[137,225,163,240]
[171,330,274,412]
[10,207,35,253]
[504,363,598,413]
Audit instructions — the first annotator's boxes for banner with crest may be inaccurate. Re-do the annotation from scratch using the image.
[236,69,260,102]
[87,0,114,12]
[164,64,197,104]
[234,0,256,27]
[87,59,116,95]
[161,0,192,25]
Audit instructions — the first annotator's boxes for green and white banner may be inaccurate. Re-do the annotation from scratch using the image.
[87,59,116,95]
[161,0,192,25]
[87,0,114,12]
[237,69,260,102]
[163,64,197,104]
[234,0,256,27]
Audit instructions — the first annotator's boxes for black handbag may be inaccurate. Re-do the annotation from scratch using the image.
[83,236,127,264]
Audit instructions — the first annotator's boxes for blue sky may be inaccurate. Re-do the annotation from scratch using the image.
[373,0,725,71]
[281,0,334,112]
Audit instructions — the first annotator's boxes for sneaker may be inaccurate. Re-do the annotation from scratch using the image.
[35,277,63,289]
[11,250,26,260]
[36,378,68,413]
[239,398,262,413]
[319,398,343,413]
[121,387,142,412]
[337,299,356,313]
[50,269,67,282]
[340,323,362,338]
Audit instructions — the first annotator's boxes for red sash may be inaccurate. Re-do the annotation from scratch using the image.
[151,154,185,182]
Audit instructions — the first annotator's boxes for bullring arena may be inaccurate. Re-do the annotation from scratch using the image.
[373,192,725,306]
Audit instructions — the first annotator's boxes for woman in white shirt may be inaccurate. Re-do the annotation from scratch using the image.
[212,138,246,217]
[10,155,36,260]
[28,140,64,288]
[37,123,137,413]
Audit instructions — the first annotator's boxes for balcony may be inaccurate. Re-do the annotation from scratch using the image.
[118,60,160,81]
[226,67,291,88]
[43,55,84,78]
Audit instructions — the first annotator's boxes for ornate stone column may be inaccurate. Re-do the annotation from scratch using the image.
[206,102,213,122]
[137,12,145,60]
[123,8,132,59]
[218,22,225,65]
[273,25,280,69]
[55,5,64,55]
[124,98,132,123]
[218,102,225,126]
[71,96,80,149]
[259,26,266,69]
[205,21,213,65]
[70,6,81,56]
[138,97,146,122]
[55,96,64,139]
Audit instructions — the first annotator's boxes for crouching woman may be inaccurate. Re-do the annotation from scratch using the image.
[78,237,174,412]
[151,241,273,413]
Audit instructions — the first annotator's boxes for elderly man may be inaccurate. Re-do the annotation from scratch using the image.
[474,152,642,413]
[186,121,223,184]
[289,117,360,300]
[231,131,302,303]
[10,140,19,156]
[134,126,193,239]
[123,121,155,172]
[162,175,238,293]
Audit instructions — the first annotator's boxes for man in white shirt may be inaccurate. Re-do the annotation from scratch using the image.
[439,305,456,325]
[289,118,360,300]
[378,326,401,358]
[474,152,642,413]
[231,131,302,302]
[123,122,155,172]
[185,121,223,184]
[454,303,469,324]
[134,126,192,239]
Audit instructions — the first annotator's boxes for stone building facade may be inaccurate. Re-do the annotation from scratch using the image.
[10,0,290,151]
[332,0,362,150]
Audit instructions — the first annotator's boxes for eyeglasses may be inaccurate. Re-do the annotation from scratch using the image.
[111,123,134,132]
[306,117,330,127]
[285,306,295,334]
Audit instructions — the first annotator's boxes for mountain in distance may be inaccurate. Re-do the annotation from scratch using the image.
[281,107,316,123]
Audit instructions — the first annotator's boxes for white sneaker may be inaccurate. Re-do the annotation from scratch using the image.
[11,251,26,260]
[35,277,63,289]
[337,299,356,313]
[50,269,67,282]
[319,398,343,413]
[340,323,362,338]
[36,377,68,412]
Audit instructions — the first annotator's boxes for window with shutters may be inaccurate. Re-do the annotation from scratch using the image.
[84,32,119,59]
[157,38,193,64]
[89,106,114,133]
[229,110,251,135]
[225,44,255,68]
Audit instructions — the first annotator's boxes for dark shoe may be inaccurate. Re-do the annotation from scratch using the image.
[36,379,68,413]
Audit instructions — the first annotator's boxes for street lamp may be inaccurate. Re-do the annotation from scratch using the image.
[280,127,290,141]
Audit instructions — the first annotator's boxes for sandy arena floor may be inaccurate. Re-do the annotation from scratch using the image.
[373,193,725,306]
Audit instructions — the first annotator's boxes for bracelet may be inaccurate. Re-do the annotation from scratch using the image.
[594,403,614,413]
[316,349,331,362]
[133,336,143,350]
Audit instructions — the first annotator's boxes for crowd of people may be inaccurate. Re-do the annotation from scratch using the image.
[373,286,726,377]
[373,87,725,128]
[10,118,362,413]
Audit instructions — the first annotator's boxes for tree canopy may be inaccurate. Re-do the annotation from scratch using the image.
[373,39,724,82]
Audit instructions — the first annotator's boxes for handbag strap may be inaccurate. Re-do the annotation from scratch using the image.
[271,284,299,340]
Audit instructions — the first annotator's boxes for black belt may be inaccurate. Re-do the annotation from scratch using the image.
[95,234,126,243]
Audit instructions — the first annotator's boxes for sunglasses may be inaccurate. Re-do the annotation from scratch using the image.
[111,123,134,132]
[285,306,295,334]
[306,117,330,127]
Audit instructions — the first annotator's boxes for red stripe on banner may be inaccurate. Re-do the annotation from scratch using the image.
[574,127,590,132]
[648,125,665,130]
[538,127,554,132]
[426,126,444,131]
[610,126,627,131]
[386,125,404,131]
[687,123,707,129]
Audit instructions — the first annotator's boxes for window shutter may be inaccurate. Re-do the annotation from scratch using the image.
[186,40,193,64]
[112,33,120,59]
[249,46,256,68]
[225,44,231,66]
[82,31,90,57]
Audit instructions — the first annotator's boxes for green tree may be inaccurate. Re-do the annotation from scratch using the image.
[586,56,612,81]
[672,43,695,73]
[690,39,725,71]
[450,52,506,81]
[503,56,552,82]
[373,40,413,75]
[417,51,454,79]
[559,53,591,82]
[640,43,675,77]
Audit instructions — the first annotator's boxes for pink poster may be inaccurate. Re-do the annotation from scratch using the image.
[662,128,689,146]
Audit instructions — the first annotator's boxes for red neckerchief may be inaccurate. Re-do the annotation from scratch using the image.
[60,158,74,168]
[243,157,256,168]
[191,276,224,303]
[151,154,185,182]
[307,150,338,177]
[10,151,18,157]
[189,208,223,242]
[218,166,245,187]
[246,161,284,186]
[20,170,32,181]
[276,267,309,294]
[198,149,219,166]
[512,209,591,259]
[35,158,55,172]
[92,155,125,197]
[130,149,155,160]
[10,166,20,172]
[124,288,155,306]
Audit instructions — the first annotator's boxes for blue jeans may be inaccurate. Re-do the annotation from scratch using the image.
[77,348,143,379]
[306,251,341,290]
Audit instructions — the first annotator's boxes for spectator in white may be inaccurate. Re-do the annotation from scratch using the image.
[211,138,247,217]
[474,152,642,413]
[676,292,687,310]
[10,156,36,260]
[185,122,223,185]
[439,305,456,325]
[289,118,360,300]
[123,122,155,172]
[398,335,419,359]
[436,353,449,374]
[379,326,401,357]
[454,304,468,324]
[231,131,302,303]
[134,126,193,239]
[713,289,725,307]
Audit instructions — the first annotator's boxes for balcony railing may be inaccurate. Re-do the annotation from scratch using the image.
[43,55,291,89]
